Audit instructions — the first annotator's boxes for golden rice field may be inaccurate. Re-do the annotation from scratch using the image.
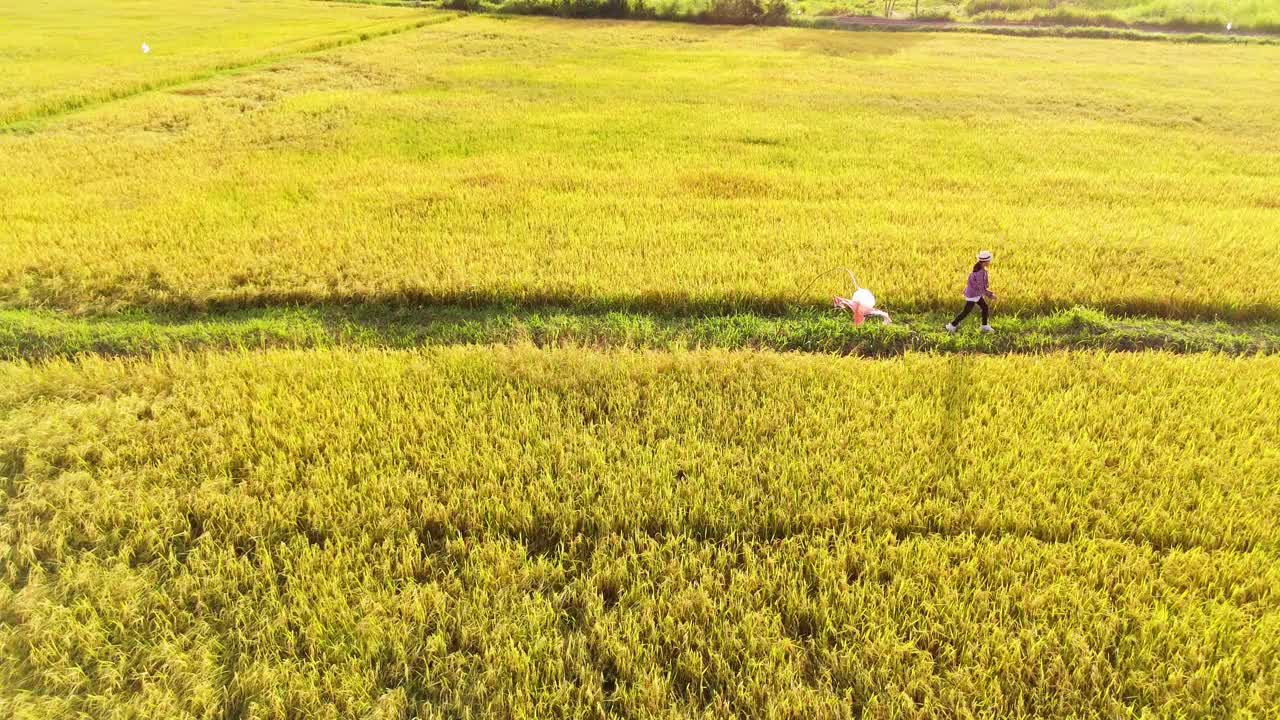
[1,8,1278,318]
[0,0,438,126]
[2,348,1279,717]
[4,2,1280,718]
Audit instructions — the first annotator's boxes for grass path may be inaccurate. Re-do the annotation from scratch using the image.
[827,14,1274,38]
[4,305,1277,360]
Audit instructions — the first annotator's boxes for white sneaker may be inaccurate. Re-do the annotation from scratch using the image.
[945,323,957,333]
[979,324,994,333]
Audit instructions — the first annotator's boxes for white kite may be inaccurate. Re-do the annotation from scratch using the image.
[834,287,892,326]
[800,266,893,326]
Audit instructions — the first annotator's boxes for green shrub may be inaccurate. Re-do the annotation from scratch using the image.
[702,0,791,24]
[497,0,656,18]
[1027,6,1128,27]
[1157,13,1229,32]
[914,7,955,20]
[964,0,1047,14]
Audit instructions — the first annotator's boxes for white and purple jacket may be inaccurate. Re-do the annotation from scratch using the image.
[963,268,993,301]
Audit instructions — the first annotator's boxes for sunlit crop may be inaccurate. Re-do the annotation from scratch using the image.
[2,347,1278,717]
[2,12,1277,319]
[0,0,437,125]
[3,3,1278,718]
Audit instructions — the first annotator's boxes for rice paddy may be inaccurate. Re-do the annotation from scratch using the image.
[2,12,1278,318]
[0,0,444,126]
[2,1,1278,717]
[3,348,1279,717]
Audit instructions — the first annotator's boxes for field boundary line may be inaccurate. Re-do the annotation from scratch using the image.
[319,0,1279,43]
[0,12,459,129]
[6,285,1279,323]
[3,305,1277,361]
[823,14,1277,39]
[411,519,1280,560]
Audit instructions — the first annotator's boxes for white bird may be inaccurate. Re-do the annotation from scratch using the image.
[1226,22,1233,32]
[141,42,150,54]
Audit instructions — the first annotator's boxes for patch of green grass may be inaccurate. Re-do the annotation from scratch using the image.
[806,0,1279,31]
[387,0,1280,32]
[3,305,1276,360]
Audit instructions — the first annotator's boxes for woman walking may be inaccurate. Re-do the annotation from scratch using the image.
[946,250,997,333]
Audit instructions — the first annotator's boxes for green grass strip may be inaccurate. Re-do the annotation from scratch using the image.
[3,305,1276,360]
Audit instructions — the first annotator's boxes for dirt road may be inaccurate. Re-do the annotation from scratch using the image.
[827,14,1267,38]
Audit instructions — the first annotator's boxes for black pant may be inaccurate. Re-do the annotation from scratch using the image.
[951,298,989,326]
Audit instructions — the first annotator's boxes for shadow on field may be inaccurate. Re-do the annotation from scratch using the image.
[4,297,1279,362]
[773,27,931,57]
[31,286,1279,323]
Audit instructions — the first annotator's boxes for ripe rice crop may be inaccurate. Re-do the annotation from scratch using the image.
[4,3,1279,717]
[0,0,437,126]
[2,347,1278,716]
[2,11,1278,319]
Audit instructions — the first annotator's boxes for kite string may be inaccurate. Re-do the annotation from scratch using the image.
[797,266,860,299]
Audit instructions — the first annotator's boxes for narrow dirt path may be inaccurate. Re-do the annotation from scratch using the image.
[829,14,1269,38]
[4,305,1277,362]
